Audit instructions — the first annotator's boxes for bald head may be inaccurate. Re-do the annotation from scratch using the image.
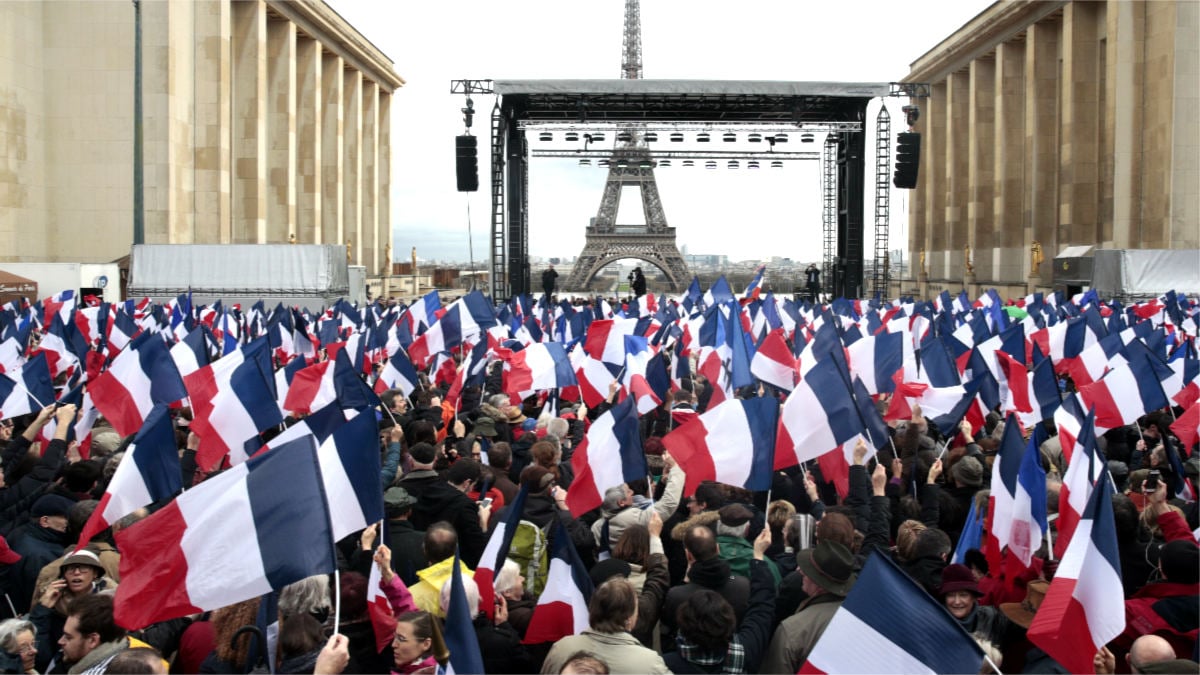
[1128,635,1176,673]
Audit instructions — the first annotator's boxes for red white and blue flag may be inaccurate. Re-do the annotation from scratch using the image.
[799,552,984,674]
[75,404,181,550]
[750,328,798,392]
[316,410,384,540]
[522,520,594,645]
[475,485,529,621]
[184,338,283,470]
[1027,471,1124,675]
[504,342,577,395]
[987,414,1049,580]
[664,396,778,495]
[0,352,54,420]
[1056,406,1104,559]
[88,331,187,437]
[566,397,647,517]
[776,356,862,470]
[113,435,336,630]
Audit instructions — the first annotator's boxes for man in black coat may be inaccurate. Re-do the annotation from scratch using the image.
[400,448,488,568]
[382,487,426,586]
[9,494,74,613]
[541,265,558,301]
[660,524,749,651]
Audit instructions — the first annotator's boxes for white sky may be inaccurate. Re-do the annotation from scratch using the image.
[327,0,994,265]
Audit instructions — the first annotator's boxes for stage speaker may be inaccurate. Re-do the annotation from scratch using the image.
[456,135,478,192]
[893,132,921,189]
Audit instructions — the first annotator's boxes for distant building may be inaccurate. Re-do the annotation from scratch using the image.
[0,0,403,280]
[902,0,1198,297]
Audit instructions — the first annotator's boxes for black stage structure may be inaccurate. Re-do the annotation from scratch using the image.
[457,79,925,300]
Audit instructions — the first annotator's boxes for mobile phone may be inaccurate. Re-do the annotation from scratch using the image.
[1145,470,1160,491]
[478,497,493,508]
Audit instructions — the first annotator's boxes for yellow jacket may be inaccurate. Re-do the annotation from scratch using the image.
[409,557,474,617]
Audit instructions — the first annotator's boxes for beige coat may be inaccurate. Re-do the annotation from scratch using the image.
[540,629,671,675]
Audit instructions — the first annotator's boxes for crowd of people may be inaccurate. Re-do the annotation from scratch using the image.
[0,287,1194,675]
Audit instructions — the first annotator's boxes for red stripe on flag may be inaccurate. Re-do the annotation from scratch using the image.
[113,502,201,630]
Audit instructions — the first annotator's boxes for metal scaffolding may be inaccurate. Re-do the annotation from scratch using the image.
[872,106,892,298]
[821,135,838,298]
[490,101,507,299]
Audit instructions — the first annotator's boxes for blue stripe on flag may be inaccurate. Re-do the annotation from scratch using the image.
[131,405,184,501]
[247,436,336,589]
[742,397,780,491]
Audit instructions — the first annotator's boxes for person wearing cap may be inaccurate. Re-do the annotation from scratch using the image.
[376,488,426,587]
[760,539,857,674]
[995,579,1071,673]
[28,549,116,667]
[715,504,782,589]
[8,494,75,617]
[938,563,1013,650]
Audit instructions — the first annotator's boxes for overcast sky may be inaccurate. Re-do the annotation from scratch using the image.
[327,0,993,265]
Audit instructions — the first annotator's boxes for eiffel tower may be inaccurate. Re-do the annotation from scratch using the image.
[563,0,690,293]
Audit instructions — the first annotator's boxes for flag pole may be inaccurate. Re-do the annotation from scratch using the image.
[332,568,341,636]
[982,652,1002,675]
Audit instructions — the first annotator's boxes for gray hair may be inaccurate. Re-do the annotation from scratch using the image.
[278,574,331,618]
[488,394,511,409]
[602,485,627,512]
[495,559,523,596]
[440,572,480,620]
[545,418,569,439]
[0,618,34,653]
[715,521,750,540]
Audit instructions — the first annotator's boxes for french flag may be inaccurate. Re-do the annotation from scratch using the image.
[444,548,485,673]
[743,265,766,300]
[750,328,798,392]
[1170,399,1200,455]
[43,289,76,326]
[799,552,984,675]
[987,415,1048,580]
[1026,472,1124,675]
[75,404,181,550]
[1077,350,1168,433]
[366,551,396,653]
[283,359,337,416]
[476,486,528,621]
[574,353,617,408]
[504,342,577,395]
[1057,406,1104,559]
[1054,395,1087,464]
[112,435,336,630]
[776,357,862,470]
[374,347,420,398]
[184,338,283,470]
[566,398,647,517]
[89,332,187,437]
[522,520,594,645]
[621,338,669,414]
[584,318,637,372]
[406,305,460,370]
[169,327,210,379]
[846,331,903,395]
[0,352,54,419]
[316,410,384,540]
[664,396,778,495]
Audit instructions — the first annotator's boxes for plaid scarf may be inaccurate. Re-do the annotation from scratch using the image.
[675,635,746,674]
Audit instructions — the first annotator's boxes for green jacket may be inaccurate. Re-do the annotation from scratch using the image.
[717,535,782,588]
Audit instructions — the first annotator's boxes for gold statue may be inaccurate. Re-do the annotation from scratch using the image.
[964,245,974,275]
[346,239,352,263]
[383,242,393,276]
[288,233,296,244]
[1031,241,1044,274]
[919,249,926,274]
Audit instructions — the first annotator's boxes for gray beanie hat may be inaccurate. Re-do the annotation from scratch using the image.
[952,456,984,488]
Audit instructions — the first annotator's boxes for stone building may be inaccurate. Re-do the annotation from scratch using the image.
[0,0,402,276]
[901,0,1198,298]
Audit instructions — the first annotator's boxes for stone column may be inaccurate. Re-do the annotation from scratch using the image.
[362,81,378,277]
[379,92,393,295]
[945,71,969,283]
[1059,2,1101,248]
[993,41,1025,285]
[265,17,296,244]
[192,0,231,243]
[320,51,343,246]
[925,82,947,282]
[231,0,267,243]
[295,35,321,244]
[1024,18,1059,287]
[165,1,196,244]
[342,69,362,264]
[1168,1,1199,249]
[968,57,995,285]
